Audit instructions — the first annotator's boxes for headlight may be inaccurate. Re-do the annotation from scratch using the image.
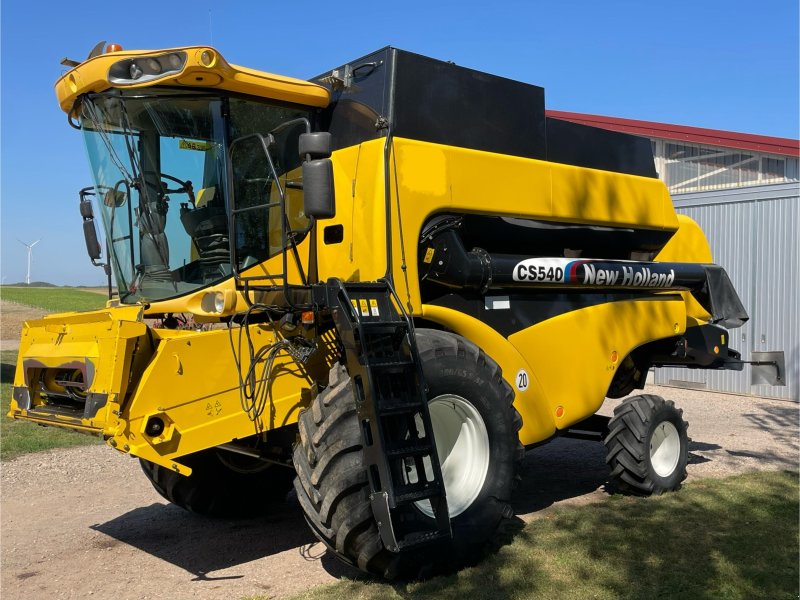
[201,290,234,314]
[213,292,225,313]
[129,62,143,80]
[145,58,162,74]
[108,51,187,85]
[199,50,216,67]
[168,53,183,69]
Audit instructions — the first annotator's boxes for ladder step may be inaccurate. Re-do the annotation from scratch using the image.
[378,400,426,416]
[386,443,436,458]
[395,485,442,504]
[367,358,415,368]
[397,529,451,550]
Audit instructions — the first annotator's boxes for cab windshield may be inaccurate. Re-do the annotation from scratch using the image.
[79,91,310,303]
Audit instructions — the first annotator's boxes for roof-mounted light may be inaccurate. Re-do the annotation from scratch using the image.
[199,50,216,67]
[108,51,187,85]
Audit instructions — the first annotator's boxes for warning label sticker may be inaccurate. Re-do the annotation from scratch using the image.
[179,139,214,152]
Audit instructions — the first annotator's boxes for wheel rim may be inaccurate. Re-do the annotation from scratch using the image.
[649,421,681,477]
[414,394,490,518]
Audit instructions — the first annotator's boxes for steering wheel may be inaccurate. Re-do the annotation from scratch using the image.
[143,171,196,206]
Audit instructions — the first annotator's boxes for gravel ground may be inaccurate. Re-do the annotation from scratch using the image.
[2,384,796,600]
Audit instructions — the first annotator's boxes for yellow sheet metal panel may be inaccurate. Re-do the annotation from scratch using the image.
[55,46,330,113]
[8,307,150,433]
[316,140,389,283]
[392,137,553,218]
[656,214,713,263]
[421,304,556,446]
[113,326,332,468]
[655,214,714,323]
[508,297,687,430]
[549,161,679,230]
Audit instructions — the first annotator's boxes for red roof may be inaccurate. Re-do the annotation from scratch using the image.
[546,110,800,158]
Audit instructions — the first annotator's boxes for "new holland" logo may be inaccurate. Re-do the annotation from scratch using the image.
[582,263,675,288]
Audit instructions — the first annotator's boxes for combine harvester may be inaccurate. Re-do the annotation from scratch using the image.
[9,43,782,578]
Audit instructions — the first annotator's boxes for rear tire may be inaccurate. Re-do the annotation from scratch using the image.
[293,329,523,579]
[140,448,295,518]
[604,394,689,495]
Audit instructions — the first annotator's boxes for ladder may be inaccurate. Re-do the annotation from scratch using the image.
[322,279,452,552]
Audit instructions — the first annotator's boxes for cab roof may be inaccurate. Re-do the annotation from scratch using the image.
[55,45,330,113]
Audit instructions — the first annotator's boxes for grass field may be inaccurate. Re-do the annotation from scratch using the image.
[0,286,108,313]
[0,350,100,460]
[0,287,107,459]
[285,470,799,600]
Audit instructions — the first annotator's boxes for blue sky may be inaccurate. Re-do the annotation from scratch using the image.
[1,0,798,285]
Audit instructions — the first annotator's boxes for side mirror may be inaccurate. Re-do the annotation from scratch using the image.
[299,132,335,219]
[302,159,336,219]
[83,219,102,261]
[78,188,104,265]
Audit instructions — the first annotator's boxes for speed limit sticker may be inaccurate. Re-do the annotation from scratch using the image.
[515,369,530,392]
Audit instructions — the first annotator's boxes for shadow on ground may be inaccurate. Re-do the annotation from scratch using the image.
[511,437,610,514]
[1,358,15,383]
[740,403,800,467]
[91,493,360,581]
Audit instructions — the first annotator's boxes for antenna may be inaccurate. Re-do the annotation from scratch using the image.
[17,239,41,285]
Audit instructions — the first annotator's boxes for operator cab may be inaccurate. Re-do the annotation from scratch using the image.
[79,90,312,302]
[59,45,333,304]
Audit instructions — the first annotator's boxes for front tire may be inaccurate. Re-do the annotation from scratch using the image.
[293,329,523,579]
[604,394,689,495]
[140,448,295,518]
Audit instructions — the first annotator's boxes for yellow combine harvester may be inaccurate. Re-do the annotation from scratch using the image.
[9,43,758,578]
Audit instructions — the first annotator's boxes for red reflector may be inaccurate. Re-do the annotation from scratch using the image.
[301,311,315,325]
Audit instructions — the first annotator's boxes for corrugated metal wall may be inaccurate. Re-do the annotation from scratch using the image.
[654,182,799,401]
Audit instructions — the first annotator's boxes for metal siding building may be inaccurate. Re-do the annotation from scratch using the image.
[662,184,799,401]
[548,111,799,401]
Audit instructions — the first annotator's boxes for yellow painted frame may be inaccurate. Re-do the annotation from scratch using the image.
[55,46,329,113]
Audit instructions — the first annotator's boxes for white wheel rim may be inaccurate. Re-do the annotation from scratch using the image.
[649,421,681,477]
[414,394,490,518]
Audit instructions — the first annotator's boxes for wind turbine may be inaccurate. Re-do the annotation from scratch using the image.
[17,239,41,285]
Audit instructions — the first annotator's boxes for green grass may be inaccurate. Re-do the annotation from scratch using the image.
[0,286,107,313]
[1,350,100,461]
[289,470,799,600]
